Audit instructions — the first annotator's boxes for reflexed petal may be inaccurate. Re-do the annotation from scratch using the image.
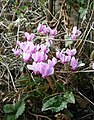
[70,57,78,70]
[42,67,54,78]
[48,57,57,67]
[12,48,21,56]
[25,32,35,41]
[42,25,49,34]
[66,48,76,56]
[50,28,57,36]
[27,64,33,70]
[23,52,31,62]
[72,26,77,35]
[77,30,81,36]
[71,34,76,41]
[37,23,43,33]
[27,62,40,74]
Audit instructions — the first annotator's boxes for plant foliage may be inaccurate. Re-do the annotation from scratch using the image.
[3,100,25,120]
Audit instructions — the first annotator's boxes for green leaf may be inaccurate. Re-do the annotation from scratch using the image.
[42,91,75,112]
[16,75,30,83]
[42,95,67,112]
[5,114,16,120]
[65,34,73,47]
[14,101,25,119]
[3,101,25,120]
[63,91,75,104]
[16,74,32,88]
[3,104,15,114]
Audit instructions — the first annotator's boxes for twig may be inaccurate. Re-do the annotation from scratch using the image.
[0,61,17,92]
[0,0,9,15]
[12,0,23,21]
[0,22,9,29]
[77,8,94,55]
[75,88,94,106]
[28,111,52,120]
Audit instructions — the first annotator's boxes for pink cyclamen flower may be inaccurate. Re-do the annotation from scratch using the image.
[27,62,54,78]
[27,62,40,74]
[49,28,57,36]
[60,54,71,64]
[32,51,47,62]
[17,41,27,51]
[56,49,71,63]
[25,32,35,41]
[56,48,65,59]
[12,48,21,56]
[42,25,50,35]
[40,44,49,53]
[18,41,36,54]
[39,62,54,78]
[71,26,81,41]
[66,48,76,56]
[27,58,57,78]
[70,57,78,70]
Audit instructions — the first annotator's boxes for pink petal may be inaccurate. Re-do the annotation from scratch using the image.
[66,49,76,56]
[42,25,49,34]
[39,62,54,78]
[50,28,57,36]
[37,23,43,33]
[71,34,76,41]
[23,52,31,62]
[12,48,21,56]
[27,62,40,74]
[42,67,54,78]
[48,57,57,67]
[72,26,77,35]
[25,32,35,41]
[77,30,81,36]
[70,57,78,70]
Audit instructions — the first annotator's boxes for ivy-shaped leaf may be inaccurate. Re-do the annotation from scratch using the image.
[14,101,25,119]
[3,104,15,114]
[3,100,25,120]
[42,92,75,112]
[42,95,68,112]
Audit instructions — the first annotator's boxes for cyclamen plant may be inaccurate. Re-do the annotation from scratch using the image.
[12,23,85,78]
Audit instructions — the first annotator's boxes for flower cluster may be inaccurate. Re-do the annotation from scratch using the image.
[12,23,58,78]
[56,48,83,70]
[37,23,57,47]
[27,57,57,78]
[37,23,57,36]
[12,24,85,78]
